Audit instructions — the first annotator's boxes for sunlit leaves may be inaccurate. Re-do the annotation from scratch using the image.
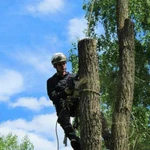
[0,133,34,150]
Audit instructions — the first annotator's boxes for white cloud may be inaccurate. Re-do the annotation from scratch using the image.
[68,17,87,41]
[0,113,56,137]
[8,47,56,93]
[0,69,24,102]
[0,113,72,150]
[26,0,65,15]
[10,96,53,111]
[14,49,55,75]
[29,133,56,150]
[68,17,105,42]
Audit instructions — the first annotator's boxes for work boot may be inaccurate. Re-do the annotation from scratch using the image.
[63,125,81,150]
[71,138,81,150]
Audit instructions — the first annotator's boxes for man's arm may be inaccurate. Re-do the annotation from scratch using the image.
[47,79,70,104]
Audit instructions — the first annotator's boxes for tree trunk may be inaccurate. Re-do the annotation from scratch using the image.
[111,0,135,149]
[112,19,135,150]
[78,38,102,150]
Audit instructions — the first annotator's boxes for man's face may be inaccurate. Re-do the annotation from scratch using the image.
[55,61,66,73]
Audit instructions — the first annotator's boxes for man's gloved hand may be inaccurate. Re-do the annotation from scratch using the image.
[74,77,87,90]
[64,87,73,95]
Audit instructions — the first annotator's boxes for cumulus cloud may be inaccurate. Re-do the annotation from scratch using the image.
[8,47,56,93]
[0,69,24,102]
[0,113,72,150]
[26,0,65,15]
[10,96,53,111]
[14,49,55,75]
[0,113,56,137]
[68,17,104,42]
[68,17,87,41]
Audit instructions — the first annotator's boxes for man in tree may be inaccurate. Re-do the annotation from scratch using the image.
[47,52,81,150]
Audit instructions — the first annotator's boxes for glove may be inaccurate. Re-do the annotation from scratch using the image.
[74,77,87,90]
[64,87,73,95]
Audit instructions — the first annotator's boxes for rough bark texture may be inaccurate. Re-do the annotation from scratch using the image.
[78,38,101,150]
[116,0,129,29]
[112,19,135,150]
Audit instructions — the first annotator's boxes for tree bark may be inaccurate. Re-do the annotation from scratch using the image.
[111,0,135,149]
[78,38,102,150]
[112,19,135,150]
[116,0,129,30]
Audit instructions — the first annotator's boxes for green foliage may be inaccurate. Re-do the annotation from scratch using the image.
[83,0,117,37]
[20,135,34,150]
[129,106,150,150]
[129,0,150,33]
[0,133,34,150]
[69,42,79,73]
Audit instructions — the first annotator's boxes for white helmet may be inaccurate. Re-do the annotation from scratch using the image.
[51,52,67,65]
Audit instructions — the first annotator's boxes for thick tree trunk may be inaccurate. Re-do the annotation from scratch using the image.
[111,0,135,149]
[78,38,101,150]
[112,19,135,150]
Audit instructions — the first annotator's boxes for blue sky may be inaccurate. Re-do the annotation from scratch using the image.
[0,0,87,149]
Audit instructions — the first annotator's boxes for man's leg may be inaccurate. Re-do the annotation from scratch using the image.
[57,107,81,150]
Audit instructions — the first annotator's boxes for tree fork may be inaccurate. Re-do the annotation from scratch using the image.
[78,38,102,150]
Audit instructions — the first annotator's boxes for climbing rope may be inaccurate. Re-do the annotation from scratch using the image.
[55,109,65,150]
[86,0,96,37]
[55,119,59,150]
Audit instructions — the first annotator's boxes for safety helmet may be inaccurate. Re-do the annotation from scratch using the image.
[51,52,67,65]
